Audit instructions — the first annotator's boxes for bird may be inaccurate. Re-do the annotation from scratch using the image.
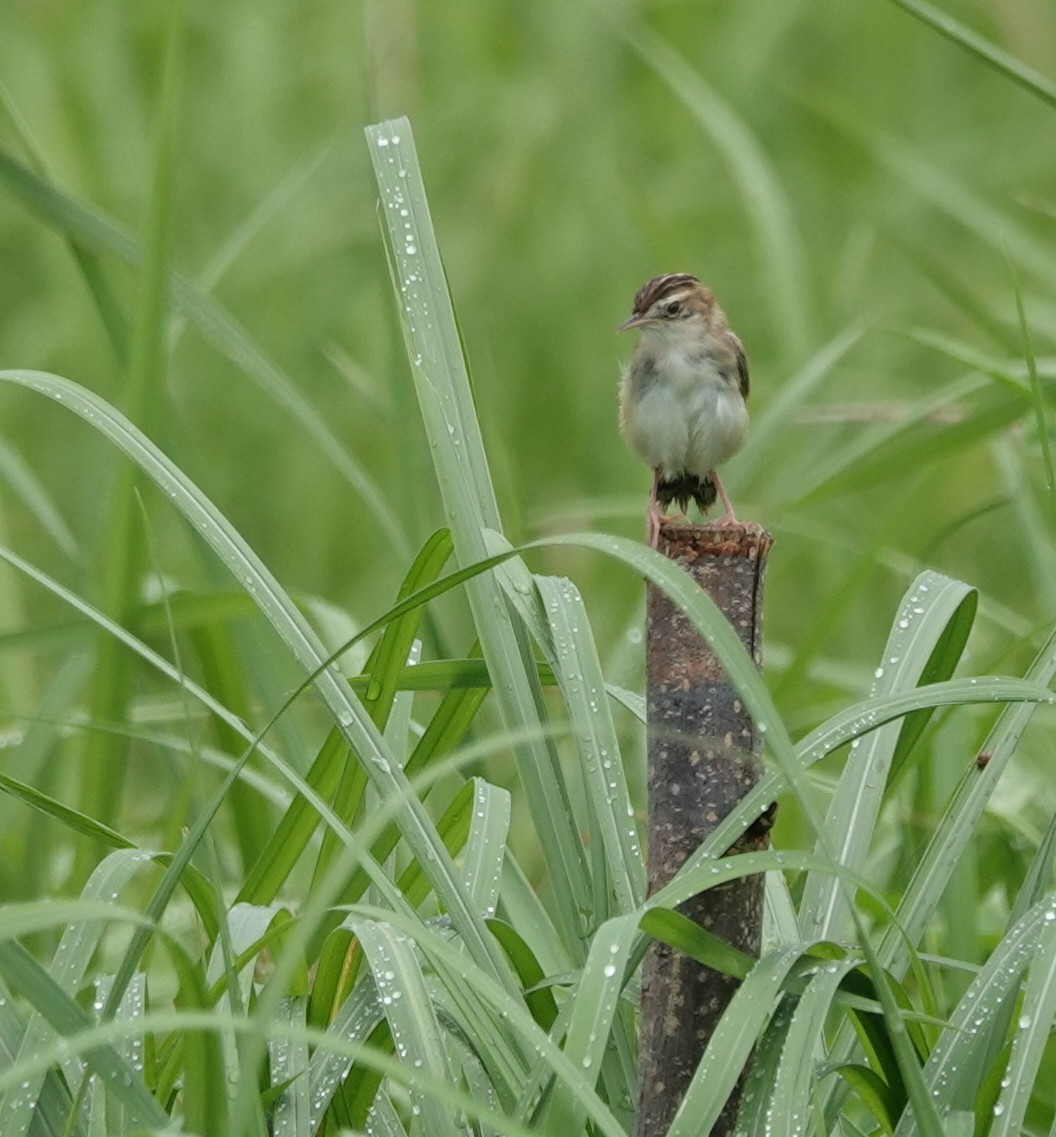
[618,273,750,547]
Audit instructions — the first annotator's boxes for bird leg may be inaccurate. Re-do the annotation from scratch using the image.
[713,472,740,525]
[646,469,666,548]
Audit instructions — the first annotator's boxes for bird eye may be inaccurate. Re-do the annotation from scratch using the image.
[664,301,682,317]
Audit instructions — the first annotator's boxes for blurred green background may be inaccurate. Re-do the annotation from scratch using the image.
[2,0,1056,878]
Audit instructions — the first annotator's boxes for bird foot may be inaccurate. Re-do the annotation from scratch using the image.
[648,503,695,545]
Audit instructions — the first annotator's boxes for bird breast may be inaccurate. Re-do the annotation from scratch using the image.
[620,347,748,479]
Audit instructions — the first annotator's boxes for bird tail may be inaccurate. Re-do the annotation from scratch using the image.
[656,472,717,514]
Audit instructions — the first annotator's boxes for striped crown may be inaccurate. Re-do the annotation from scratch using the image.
[631,273,707,316]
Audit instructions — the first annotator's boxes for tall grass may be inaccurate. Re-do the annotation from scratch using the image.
[1,2,1056,1135]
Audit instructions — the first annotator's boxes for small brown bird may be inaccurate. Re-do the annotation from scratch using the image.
[618,274,749,546]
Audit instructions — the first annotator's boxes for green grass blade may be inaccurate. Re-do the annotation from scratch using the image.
[666,947,809,1137]
[0,149,407,557]
[305,979,382,1131]
[312,528,453,893]
[1010,808,1056,927]
[820,629,1056,1119]
[0,367,504,982]
[362,527,453,712]
[886,0,1056,110]
[737,995,797,1137]
[0,435,77,558]
[0,900,147,943]
[207,904,292,1114]
[188,616,272,870]
[366,118,592,956]
[0,978,79,1137]
[0,849,161,1136]
[79,4,183,848]
[879,626,1056,976]
[545,914,636,1135]
[639,909,755,980]
[237,728,349,905]
[767,958,864,1137]
[0,940,169,1131]
[794,676,1049,765]
[0,768,135,850]
[987,902,1056,1137]
[95,971,147,1137]
[822,103,1056,290]
[901,327,1035,392]
[0,81,131,367]
[835,1063,900,1135]
[891,898,1054,1136]
[791,375,1017,503]
[1009,260,1056,500]
[350,918,461,1137]
[800,571,976,942]
[267,997,310,1137]
[459,779,512,915]
[534,574,645,914]
[486,918,559,1031]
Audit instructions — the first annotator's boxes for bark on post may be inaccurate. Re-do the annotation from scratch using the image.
[636,520,774,1137]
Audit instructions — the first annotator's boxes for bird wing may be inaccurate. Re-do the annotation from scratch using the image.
[730,332,750,399]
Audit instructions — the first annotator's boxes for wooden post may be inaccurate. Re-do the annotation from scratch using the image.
[636,520,774,1137]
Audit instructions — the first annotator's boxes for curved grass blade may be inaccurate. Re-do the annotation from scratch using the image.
[0,367,504,984]
[305,977,382,1131]
[0,150,407,557]
[901,327,1037,392]
[544,914,636,1136]
[0,979,80,1137]
[237,728,349,905]
[366,118,591,956]
[833,1063,900,1135]
[891,897,1056,1137]
[822,628,1056,1119]
[350,918,461,1137]
[800,571,977,942]
[0,849,161,1137]
[363,527,453,713]
[666,947,809,1137]
[767,957,864,1137]
[0,434,77,558]
[312,528,453,893]
[0,1007,544,1137]
[459,779,512,915]
[987,900,1056,1137]
[531,533,1053,880]
[736,994,796,1137]
[886,0,1056,110]
[206,904,292,1112]
[486,919,559,1031]
[350,905,625,1137]
[878,625,1056,976]
[0,768,135,850]
[1010,259,1056,501]
[267,996,310,1137]
[0,941,169,1132]
[534,574,645,915]
[791,374,1014,503]
[822,102,1056,290]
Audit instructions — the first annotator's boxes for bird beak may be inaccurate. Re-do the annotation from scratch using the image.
[617,313,648,333]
